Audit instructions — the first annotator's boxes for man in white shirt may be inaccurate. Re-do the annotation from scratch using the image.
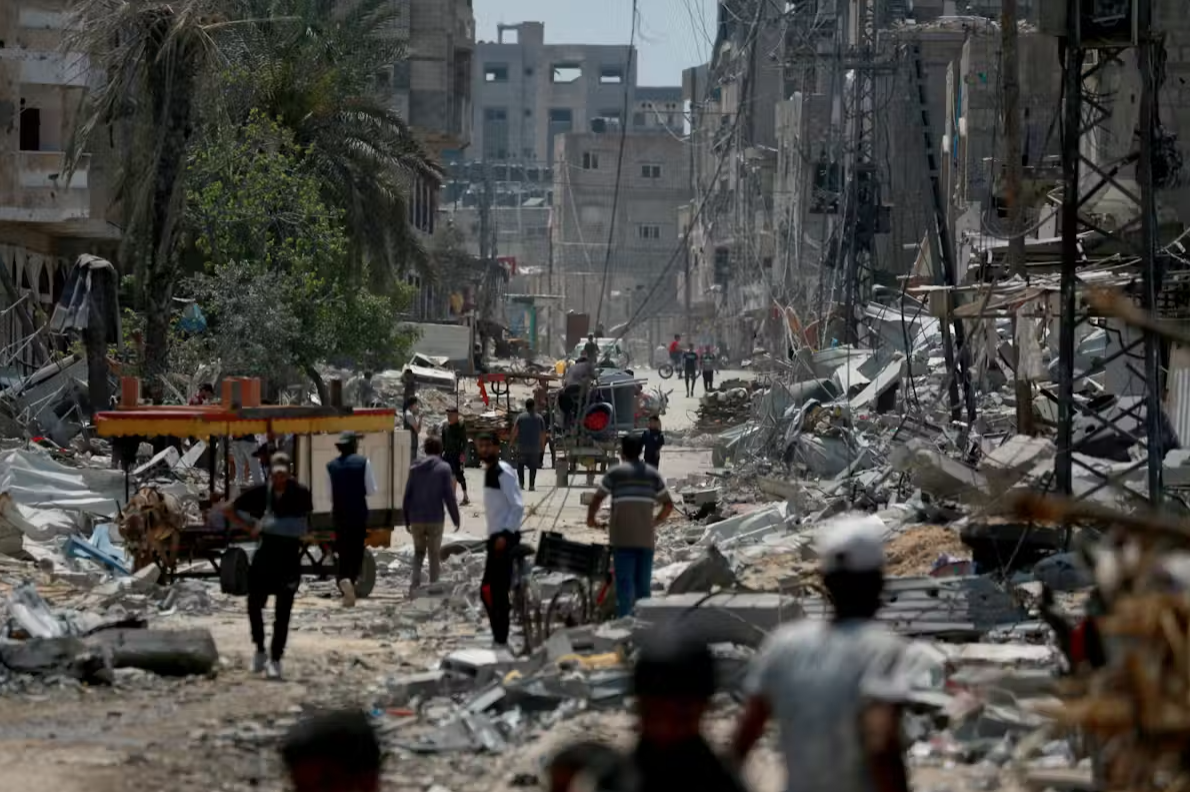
[731,515,912,792]
[476,432,524,649]
[326,431,378,607]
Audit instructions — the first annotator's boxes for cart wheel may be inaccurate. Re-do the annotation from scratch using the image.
[355,549,377,599]
[545,579,590,637]
[220,547,250,596]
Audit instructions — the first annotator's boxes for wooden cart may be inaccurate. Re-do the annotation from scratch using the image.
[95,405,410,597]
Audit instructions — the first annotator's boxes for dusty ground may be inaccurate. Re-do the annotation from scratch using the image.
[0,369,1005,791]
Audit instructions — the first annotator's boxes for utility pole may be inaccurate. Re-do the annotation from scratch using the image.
[685,70,696,340]
[1138,0,1163,505]
[1001,0,1034,435]
[546,205,555,357]
[1055,0,1083,503]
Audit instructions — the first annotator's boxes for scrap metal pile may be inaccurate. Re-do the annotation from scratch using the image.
[1010,493,1190,792]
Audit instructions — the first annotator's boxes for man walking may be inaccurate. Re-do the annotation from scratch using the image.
[402,396,421,463]
[701,347,716,392]
[402,437,461,591]
[586,434,674,617]
[476,433,524,649]
[681,343,699,398]
[642,415,665,470]
[731,515,913,792]
[441,406,470,506]
[510,398,547,491]
[326,431,377,608]
[225,452,313,680]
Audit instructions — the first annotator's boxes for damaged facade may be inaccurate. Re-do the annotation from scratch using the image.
[0,1,118,373]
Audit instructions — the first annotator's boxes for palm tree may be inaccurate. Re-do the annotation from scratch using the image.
[66,0,224,395]
[222,0,441,289]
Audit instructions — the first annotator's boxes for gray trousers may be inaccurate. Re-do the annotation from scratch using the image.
[409,522,444,588]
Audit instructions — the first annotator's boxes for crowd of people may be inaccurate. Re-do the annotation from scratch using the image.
[280,514,911,792]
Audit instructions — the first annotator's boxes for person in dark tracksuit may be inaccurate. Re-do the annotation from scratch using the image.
[441,407,470,506]
[326,431,377,608]
[681,344,699,398]
[476,432,524,650]
[225,452,313,680]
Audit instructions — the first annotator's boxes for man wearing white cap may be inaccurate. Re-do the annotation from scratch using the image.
[731,515,911,792]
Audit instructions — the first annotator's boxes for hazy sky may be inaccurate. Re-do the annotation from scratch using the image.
[474,0,719,87]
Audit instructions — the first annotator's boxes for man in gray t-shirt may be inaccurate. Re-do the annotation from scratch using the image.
[731,516,913,792]
[510,399,547,491]
[586,433,674,618]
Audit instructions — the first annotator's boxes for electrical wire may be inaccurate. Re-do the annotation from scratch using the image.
[594,0,641,328]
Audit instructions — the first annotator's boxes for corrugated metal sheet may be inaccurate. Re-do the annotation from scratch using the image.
[799,576,1027,640]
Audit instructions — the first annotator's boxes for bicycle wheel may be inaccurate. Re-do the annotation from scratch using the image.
[544,578,590,639]
[657,364,674,379]
[511,576,543,657]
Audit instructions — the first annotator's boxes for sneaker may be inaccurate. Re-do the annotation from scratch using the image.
[251,651,267,674]
[528,486,536,492]
[339,578,356,608]
[265,659,283,680]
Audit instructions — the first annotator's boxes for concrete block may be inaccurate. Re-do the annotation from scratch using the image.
[440,648,520,685]
[382,670,449,704]
[632,593,803,648]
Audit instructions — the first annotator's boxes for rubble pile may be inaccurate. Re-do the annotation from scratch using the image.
[696,387,757,430]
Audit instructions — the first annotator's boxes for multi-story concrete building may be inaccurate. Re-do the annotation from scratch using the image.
[0,1,119,369]
[551,129,691,329]
[389,0,474,159]
[472,21,681,166]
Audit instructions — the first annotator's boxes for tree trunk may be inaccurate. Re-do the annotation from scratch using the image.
[305,364,330,405]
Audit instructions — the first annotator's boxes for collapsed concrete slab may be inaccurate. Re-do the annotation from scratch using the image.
[981,435,1056,488]
[632,593,803,647]
[890,440,989,502]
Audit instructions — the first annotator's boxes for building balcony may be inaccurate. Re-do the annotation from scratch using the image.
[0,151,91,224]
[0,48,90,87]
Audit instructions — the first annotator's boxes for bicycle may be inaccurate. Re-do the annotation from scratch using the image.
[536,531,617,638]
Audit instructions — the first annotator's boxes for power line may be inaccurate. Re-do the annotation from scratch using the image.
[594,0,640,327]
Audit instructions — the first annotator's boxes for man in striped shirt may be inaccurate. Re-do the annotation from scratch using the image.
[587,433,674,617]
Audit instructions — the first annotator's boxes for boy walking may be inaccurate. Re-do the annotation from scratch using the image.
[642,416,665,470]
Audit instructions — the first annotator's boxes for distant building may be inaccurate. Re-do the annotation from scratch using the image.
[0,2,119,370]
[551,129,691,329]
[471,21,680,166]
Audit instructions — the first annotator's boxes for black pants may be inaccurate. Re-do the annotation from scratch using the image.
[684,370,697,396]
[335,518,367,583]
[703,370,714,391]
[481,531,520,645]
[449,459,468,493]
[247,535,302,661]
[516,452,539,489]
[645,455,660,470]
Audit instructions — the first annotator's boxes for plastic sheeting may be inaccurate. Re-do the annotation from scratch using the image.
[0,448,128,518]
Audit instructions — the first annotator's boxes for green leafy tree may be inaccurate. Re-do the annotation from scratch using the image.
[221,0,441,288]
[65,0,223,398]
[181,113,416,398]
